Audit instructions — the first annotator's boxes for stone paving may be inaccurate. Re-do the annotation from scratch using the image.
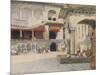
[11,52,91,74]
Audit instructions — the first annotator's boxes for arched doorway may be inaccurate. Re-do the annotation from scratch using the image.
[78,19,96,69]
[50,42,57,51]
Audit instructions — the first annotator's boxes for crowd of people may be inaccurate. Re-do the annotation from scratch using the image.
[74,48,92,58]
[11,42,50,55]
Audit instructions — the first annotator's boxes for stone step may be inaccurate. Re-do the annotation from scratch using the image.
[57,54,90,64]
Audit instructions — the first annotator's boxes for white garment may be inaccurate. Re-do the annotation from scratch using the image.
[80,35,91,51]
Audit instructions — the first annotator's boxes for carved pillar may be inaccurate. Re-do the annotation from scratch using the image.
[32,30,34,41]
[70,29,75,54]
[45,25,49,40]
[20,30,22,39]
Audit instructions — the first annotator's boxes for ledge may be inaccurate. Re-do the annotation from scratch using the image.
[57,54,90,64]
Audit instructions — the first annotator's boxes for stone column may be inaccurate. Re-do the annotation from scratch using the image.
[44,25,49,51]
[20,30,22,39]
[60,27,63,39]
[45,25,49,40]
[56,27,63,39]
[64,15,70,54]
[32,30,34,41]
[70,28,75,54]
[65,28,69,53]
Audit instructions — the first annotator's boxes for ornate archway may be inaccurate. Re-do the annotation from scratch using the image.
[78,19,96,69]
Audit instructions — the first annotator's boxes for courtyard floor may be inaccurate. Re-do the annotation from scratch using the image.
[11,52,91,74]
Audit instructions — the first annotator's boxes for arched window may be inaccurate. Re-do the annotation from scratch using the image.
[48,10,56,20]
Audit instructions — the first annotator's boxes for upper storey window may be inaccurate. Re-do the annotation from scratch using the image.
[48,10,57,21]
[11,7,20,20]
[34,7,43,20]
[21,8,32,20]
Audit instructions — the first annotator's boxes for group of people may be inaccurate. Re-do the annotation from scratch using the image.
[75,48,92,58]
[36,47,49,54]
[11,42,50,55]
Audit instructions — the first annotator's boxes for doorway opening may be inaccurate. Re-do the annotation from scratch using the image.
[50,42,57,51]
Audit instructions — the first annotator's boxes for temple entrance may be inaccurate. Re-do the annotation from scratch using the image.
[50,42,57,51]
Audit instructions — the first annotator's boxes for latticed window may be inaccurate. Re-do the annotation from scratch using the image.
[21,8,32,20]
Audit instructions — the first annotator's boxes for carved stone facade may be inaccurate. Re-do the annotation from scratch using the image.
[59,4,96,54]
[11,1,64,52]
[11,1,96,55]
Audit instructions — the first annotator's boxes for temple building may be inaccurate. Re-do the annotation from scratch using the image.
[11,1,64,52]
[11,1,96,54]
